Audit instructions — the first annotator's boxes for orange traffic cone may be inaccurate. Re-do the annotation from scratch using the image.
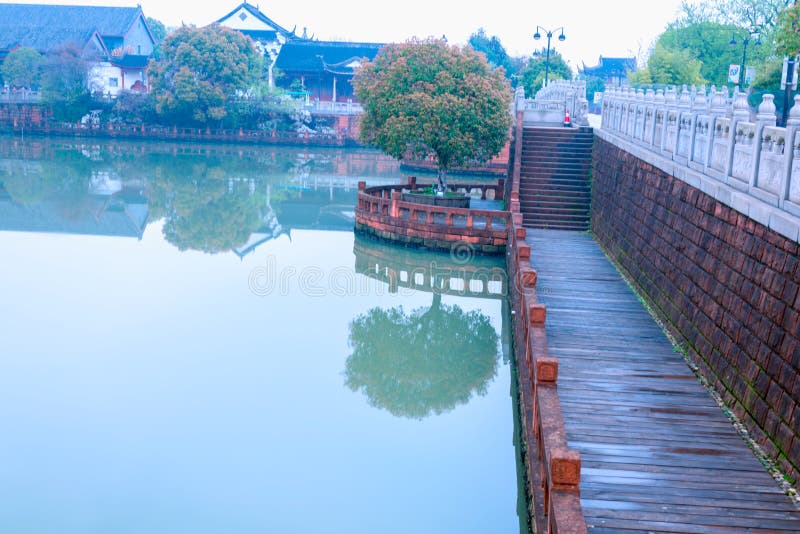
[563,109,572,127]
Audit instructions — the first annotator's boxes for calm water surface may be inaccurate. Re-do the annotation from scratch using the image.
[0,136,525,533]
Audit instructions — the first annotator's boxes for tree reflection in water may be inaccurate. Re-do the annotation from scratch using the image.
[345,292,500,420]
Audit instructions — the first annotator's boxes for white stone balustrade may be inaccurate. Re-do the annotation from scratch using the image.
[598,85,800,242]
[515,81,589,126]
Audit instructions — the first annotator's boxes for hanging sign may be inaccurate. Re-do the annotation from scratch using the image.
[728,64,740,84]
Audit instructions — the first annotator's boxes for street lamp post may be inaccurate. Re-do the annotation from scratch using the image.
[533,25,565,88]
[729,28,761,91]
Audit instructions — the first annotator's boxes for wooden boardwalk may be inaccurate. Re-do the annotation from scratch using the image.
[525,229,800,533]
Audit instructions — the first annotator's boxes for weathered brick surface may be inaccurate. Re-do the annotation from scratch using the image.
[592,137,800,483]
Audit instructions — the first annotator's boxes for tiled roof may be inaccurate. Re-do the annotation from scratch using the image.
[0,4,142,53]
[216,2,295,38]
[0,25,99,54]
[580,56,637,76]
[274,41,383,73]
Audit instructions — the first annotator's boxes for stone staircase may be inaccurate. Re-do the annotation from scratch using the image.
[519,126,594,231]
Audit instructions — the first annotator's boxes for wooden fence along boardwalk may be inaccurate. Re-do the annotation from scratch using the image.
[525,229,800,533]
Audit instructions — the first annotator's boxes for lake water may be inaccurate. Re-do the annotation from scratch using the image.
[0,135,525,533]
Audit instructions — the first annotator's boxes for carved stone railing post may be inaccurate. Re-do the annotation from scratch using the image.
[644,89,656,146]
[662,86,678,155]
[748,94,777,191]
[688,86,707,164]
[674,85,694,162]
[515,85,526,115]
[652,89,665,150]
[725,90,752,187]
[706,89,731,178]
[601,89,610,128]
[751,94,782,204]
[785,95,800,215]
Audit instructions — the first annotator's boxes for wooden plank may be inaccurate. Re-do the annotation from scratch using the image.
[581,484,797,508]
[524,229,800,533]
[582,506,800,530]
[581,498,800,521]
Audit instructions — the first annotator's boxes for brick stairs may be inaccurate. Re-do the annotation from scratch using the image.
[519,126,593,231]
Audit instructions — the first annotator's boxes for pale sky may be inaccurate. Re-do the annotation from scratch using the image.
[5,0,688,70]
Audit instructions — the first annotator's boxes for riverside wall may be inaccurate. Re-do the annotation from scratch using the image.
[595,86,800,483]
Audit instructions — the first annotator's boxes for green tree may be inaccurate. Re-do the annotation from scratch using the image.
[345,294,500,419]
[353,38,511,191]
[148,24,263,125]
[714,0,790,28]
[634,43,707,86]
[663,1,784,89]
[678,0,789,28]
[519,48,572,95]
[109,90,156,125]
[0,46,44,88]
[40,43,92,122]
[583,75,605,105]
[146,17,168,61]
[468,28,516,80]
[657,21,750,86]
[627,68,653,86]
[775,2,800,57]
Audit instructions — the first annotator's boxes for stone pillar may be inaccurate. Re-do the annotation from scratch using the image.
[787,94,800,129]
[732,91,750,122]
[724,91,750,182]
[785,95,800,206]
[515,86,525,115]
[756,94,777,127]
[662,87,678,154]
[390,191,401,218]
[678,85,692,111]
[687,87,707,163]
[710,90,727,116]
[692,87,707,112]
[751,94,777,191]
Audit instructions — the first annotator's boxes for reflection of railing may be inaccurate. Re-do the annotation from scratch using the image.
[18,122,355,147]
[0,90,41,103]
[353,236,508,299]
[505,110,588,533]
[599,86,800,242]
[355,177,510,254]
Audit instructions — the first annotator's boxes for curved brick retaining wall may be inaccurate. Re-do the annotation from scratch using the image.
[354,177,510,254]
[592,136,800,483]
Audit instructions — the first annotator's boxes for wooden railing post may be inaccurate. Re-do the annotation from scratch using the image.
[390,191,401,218]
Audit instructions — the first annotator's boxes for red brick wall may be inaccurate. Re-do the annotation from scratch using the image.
[591,137,800,482]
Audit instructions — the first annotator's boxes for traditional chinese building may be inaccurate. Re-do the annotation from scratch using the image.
[215,2,383,102]
[215,2,303,89]
[0,4,156,95]
[579,56,636,86]
[274,40,383,102]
